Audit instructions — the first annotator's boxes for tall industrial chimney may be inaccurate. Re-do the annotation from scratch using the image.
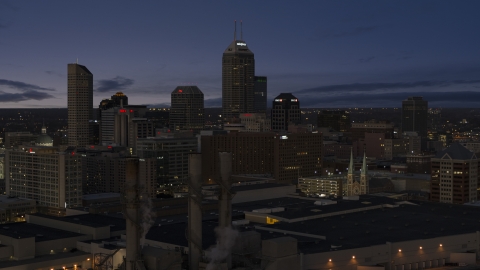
[188,153,203,270]
[124,159,141,270]
[218,152,233,267]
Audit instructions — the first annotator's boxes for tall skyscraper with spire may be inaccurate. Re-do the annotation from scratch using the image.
[68,63,93,147]
[222,21,255,123]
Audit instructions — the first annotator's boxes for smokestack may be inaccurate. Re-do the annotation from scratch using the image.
[188,153,203,270]
[218,152,233,267]
[124,159,140,270]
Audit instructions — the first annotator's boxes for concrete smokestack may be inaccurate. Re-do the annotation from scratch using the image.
[218,152,233,267]
[124,159,140,270]
[188,153,203,270]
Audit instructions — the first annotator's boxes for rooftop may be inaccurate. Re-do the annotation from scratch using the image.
[29,213,126,232]
[258,199,480,254]
[0,222,84,242]
[435,143,476,160]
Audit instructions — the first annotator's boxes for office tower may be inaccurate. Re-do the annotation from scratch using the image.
[5,147,82,214]
[271,93,301,131]
[201,131,322,184]
[4,132,37,149]
[317,110,350,132]
[402,96,428,138]
[136,134,198,185]
[431,143,478,204]
[68,63,93,147]
[170,86,205,132]
[350,120,394,142]
[222,24,255,123]
[98,92,128,119]
[253,76,267,113]
[240,113,271,132]
[100,105,152,153]
[81,151,156,198]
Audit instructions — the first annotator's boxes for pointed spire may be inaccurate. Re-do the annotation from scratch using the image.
[234,20,237,41]
[361,150,367,175]
[41,119,46,134]
[348,148,354,175]
[240,20,243,40]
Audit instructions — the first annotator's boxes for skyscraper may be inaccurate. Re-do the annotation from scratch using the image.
[222,23,255,123]
[253,76,267,113]
[170,86,205,132]
[68,63,93,147]
[402,96,428,137]
[271,93,301,131]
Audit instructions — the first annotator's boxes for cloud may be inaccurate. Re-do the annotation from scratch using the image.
[204,97,222,107]
[0,79,55,92]
[297,91,480,108]
[296,80,480,94]
[96,76,134,92]
[45,70,63,77]
[359,56,375,63]
[0,90,54,103]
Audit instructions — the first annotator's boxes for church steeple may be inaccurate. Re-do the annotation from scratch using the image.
[348,148,354,175]
[41,119,46,134]
[361,151,367,176]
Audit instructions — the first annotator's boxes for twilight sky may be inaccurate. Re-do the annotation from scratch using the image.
[1,1,480,108]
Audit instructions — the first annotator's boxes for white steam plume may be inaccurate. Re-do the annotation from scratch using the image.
[206,226,239,270]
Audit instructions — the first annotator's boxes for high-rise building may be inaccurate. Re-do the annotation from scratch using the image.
[222,28,255,123]
[253,76,267,113]
[430,143,479,204]
[317,110,350,132]
[68,63,93,147]
[240,113,271,132]
[170,86,204,132]
[5,146,82,214]
[136,135,198,185]
[402,96,428,138]
[100,105,153,154]
[201,131,322,184]
[81,151,156,198]
[98,92,128,120]
[350,120,394,142]
[271,93,301,131]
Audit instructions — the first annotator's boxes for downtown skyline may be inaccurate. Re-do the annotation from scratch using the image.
[1,1,480,108]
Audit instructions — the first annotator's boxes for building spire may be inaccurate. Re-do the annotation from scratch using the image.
[41,119,46,134]
[348,148,354,175]
[361,150,367,176]
[240,20,243,40]
[234,20,237,41]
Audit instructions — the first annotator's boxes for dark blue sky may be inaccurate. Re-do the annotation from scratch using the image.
[1,1,480,108]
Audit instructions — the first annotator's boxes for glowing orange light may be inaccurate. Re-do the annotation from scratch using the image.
[329,259,332,262]
[352,256,355,259]
[178,90,183,93]
[398,249,402,252]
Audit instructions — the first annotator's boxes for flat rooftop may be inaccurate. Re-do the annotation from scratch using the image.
[236,195,398,220]
[146,220,318,250]
[259,199,480,254]
[30,213,126,232]
[0,249,89,268]
[82,193,121,200]
[0,222,84,242]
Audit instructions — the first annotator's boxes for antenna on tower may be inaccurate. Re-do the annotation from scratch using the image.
[234,20,237,41]
[240,20,243,40]
[76,58,78,64]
